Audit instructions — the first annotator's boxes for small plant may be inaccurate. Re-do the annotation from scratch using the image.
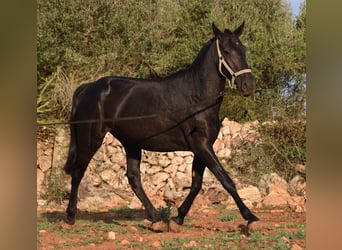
[158,203,173,222]
[41,167,69,204]
[218,209,238,222]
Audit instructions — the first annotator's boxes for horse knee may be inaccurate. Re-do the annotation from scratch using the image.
[191,179,203,193]
[126,172,140,188]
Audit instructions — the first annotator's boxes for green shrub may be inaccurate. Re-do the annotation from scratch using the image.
[37,0,306,125]
[41,167,69,204]
[227,118,306,184]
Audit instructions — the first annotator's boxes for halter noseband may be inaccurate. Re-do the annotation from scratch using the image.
[216,39,252,88]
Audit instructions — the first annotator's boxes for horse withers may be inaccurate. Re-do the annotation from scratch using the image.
[63,22,258,231]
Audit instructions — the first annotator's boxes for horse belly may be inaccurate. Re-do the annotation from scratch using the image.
[112,119,189,152]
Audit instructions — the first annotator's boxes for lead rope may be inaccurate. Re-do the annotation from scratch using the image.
[215,39,252,89]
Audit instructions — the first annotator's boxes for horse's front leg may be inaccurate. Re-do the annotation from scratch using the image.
[194,144,259,225]
[124,147,165,230]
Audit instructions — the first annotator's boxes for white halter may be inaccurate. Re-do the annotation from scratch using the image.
[216,39,252,88]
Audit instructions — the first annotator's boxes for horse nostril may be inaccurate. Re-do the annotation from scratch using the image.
[242,82,248,91]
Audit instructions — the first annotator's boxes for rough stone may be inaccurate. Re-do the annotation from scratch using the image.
[288,196,306,212]
[259,173,288,196]
[107,231,116,240]
[173,172,190,190]
[37,168,45,196]
[100,169,116,186]
[38,155,52,172]
[213,139,225,152]
[151,172,169,187]
[158,156,171,167]
[262,184,292,207]
[37,119,305,213]
[238,185,262,203]
[289,175,306,196]
[171,156,184,166]
[295,164,306,174]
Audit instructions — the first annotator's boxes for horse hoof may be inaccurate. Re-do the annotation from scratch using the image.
[59,219,74,230]
[63,215,75,225]
[151,221,169,232]
[247,220,263,233]
[169,219,182,233]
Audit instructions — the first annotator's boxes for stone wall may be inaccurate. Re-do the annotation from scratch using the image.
[37,118,306,212]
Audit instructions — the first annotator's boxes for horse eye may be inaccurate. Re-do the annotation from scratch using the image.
[223,48,230,54]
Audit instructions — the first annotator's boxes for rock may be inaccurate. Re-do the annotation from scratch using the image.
[171,156,184,166]
[213,139,225,152]
[152,172,169,187]
[129,196,143,209]
[169,219,182,233]
[107,231,116,240]
[38,120,289,210]
[205,185,229,204]
[38,155,52,172]
[92,175,102,187]
[238,185,262,204]
[147,165,162,175]
[267,183,289,195]
[221,126,231,135]
[39,229,47,234]
[291,243,303,250]
[151,221,168,232]
[221,117,230,127]
[177,163,188,173]
[121,239,130,245]
[184,155,193,164]
[100,169,116,186]
[289,175,306,196]
[163,163,178,174]
[295,164,306,174]
[248,220,266,233]
[258,173,288,196]
[158,156,171,167]
[217,148,231,159]
[152,240,161,248]
[175,151,193,157]
[173,172,190,190]
[288,196,306,212]
[183,240,197,248]
[228,121,242,138]
[164,189,178,203]
[262,184,291,207]
[37,168,45,196]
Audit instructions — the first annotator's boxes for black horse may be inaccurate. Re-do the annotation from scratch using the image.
[63,22,258,230]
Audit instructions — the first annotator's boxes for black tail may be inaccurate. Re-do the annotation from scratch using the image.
[63,84,88,174]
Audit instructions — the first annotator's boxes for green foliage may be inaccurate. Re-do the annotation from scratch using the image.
[218,209,238,222]
[37,0,306,123]
[157,203,173,222]
[228,118,306,184]
[41,166,69,204]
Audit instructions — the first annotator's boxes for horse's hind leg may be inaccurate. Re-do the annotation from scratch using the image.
[64,125,106,225]
[171,155,205,226]
[124,146,162,223]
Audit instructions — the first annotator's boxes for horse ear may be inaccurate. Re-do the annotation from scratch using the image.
[234,21,245,37]
[212,23,222,38]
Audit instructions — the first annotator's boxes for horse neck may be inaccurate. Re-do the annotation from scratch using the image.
[189,38,226,98]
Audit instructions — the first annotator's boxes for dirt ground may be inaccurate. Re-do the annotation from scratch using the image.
[37,199,306,250]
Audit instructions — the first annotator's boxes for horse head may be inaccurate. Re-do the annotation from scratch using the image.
[212,22,256,97]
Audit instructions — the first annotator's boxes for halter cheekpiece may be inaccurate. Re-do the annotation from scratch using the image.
[216,39,252,88]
